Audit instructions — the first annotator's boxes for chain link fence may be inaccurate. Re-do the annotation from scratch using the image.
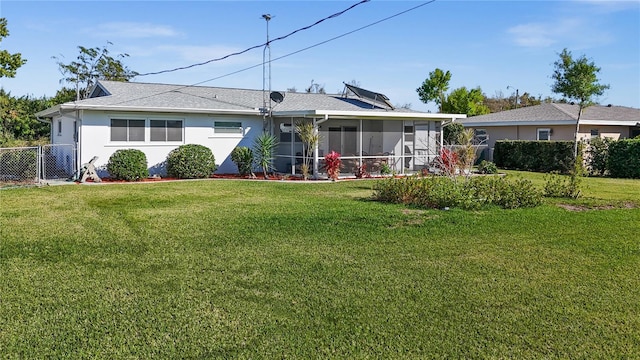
[0,144,76,188]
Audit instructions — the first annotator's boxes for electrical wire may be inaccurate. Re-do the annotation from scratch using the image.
[136,0,370,77]
[110,0,436,106]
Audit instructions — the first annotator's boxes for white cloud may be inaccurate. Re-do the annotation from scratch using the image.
[94,22,181,38]
[507,17,612,49]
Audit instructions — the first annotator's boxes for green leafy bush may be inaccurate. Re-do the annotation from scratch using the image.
[166,144,217,179]
[477,160,497,174]
[373,175,542,210]
[586,137,612,176]
[230,146,254,176]
[494,140,574,173]
[607,139,640,178]
[543,172,582,199]
[107,149,149,181]
[0,149,37,180]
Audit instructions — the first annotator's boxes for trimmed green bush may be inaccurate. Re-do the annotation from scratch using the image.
[494,140,574,173]
[230,146,254,176]
[586,137,612,176]
[607,139,640,178]
[477,160,497,174]
[166,144,217,179]
[107,149,149,181]
[372,175,542,210]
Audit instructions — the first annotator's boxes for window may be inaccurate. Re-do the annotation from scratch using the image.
[214,121,243,134]
[474,129,488,144]
[57,120,62,136]
[404,125,414,142]
[151,120,183,141]
[280,132,302,143]
[590,129,599,138]
[111,119,145,141]
[537,128,551,141]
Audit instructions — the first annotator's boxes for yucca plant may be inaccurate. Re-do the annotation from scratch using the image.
[252,132,279,179]
[295,121,320,180]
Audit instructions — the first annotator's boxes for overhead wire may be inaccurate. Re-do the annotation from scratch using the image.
[110,0,437,106]
[136,0,371,77]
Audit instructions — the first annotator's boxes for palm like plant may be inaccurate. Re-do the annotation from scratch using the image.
[252,132,279,179]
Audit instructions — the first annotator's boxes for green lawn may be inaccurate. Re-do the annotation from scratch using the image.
[1,173,639,358]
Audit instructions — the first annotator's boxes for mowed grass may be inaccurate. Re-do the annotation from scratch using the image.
[1,173,639,358]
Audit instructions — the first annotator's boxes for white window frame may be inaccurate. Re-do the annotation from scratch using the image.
[212,121,244,137]
[150,119,184,142]
[109,116,184,144]
[590,129,599,138]
[537,128,551,141]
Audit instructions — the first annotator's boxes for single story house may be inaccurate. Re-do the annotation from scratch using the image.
[457,103,640,161]
[36,80,465,177]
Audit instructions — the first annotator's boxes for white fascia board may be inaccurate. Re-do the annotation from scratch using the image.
[55,104,261,116]
[459,120,576,127]
[273,109,465,120]
[580,119,640,126]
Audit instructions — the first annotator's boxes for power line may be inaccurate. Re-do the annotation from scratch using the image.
[110,0,436,106]
[136,0,371,77]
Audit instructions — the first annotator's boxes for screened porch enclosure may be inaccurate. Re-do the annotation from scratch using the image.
[274,118,442,176]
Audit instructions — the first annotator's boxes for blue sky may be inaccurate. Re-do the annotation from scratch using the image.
[1,0,639,112]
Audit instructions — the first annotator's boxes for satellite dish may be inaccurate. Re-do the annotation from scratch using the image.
[270,91,285,104]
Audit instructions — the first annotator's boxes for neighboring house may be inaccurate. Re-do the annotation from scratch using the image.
[36,80,465,177]
[458,103,640,161]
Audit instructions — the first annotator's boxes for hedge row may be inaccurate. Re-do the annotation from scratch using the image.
[494,141,575,173]
[607,139,640,179]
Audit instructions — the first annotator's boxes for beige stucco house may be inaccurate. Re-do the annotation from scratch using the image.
[458,103,640,160]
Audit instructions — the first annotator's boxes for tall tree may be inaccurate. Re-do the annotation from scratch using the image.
[442,86,490,116]
[0,18,27,78]
[416,68,451,112]
[53,42,138,100]
[551,48,609,156]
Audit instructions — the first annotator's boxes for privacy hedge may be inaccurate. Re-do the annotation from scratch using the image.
[607,139,640,178]
[493,140,574,173]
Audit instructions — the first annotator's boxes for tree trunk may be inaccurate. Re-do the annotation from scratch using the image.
[574,106,583,158]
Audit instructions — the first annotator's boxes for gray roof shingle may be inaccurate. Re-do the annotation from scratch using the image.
[74,80,414,114]
[459,103,640,125]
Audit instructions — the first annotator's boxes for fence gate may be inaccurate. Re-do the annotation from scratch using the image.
[0,144,76,187]
[41,144,76,181]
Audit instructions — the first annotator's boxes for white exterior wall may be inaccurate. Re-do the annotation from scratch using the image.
[79,110,263,176]
[52,113,77,146]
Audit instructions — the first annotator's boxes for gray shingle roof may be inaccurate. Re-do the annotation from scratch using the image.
[75,80,414,114]
[459,103,640,125]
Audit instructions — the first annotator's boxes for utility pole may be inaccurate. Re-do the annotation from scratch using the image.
[262,14,272,128]
[507,85,519,109]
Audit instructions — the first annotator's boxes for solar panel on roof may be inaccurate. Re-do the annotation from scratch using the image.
[344,83,394,110]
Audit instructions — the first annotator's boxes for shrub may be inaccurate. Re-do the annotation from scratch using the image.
[353,160,369,179]
[477,160,497,174]
[252,133,279,179]
[324,151,342,180]
[372,175,542,210]
[166,144,217,179]
[607,139,640,178]
[543,172,581,199]
[106,149,148,181]
[0,149,37,180]
[586,137,612,176]
[230,146,254,177]
[494,140,574,173]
